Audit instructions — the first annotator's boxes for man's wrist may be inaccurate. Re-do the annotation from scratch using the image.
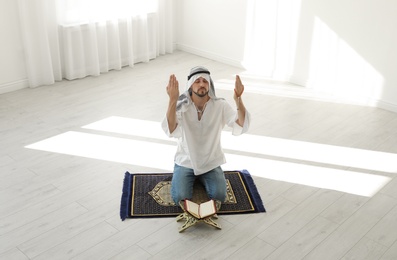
[235,96,241,109]
[169,99,178,105]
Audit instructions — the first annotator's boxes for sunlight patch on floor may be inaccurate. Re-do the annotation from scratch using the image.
[222,133,397,174]
[26,131,175,171]
[83,116,170,142]
[84,116,397,174]
[224,154,390,197]
[26,117,393,197]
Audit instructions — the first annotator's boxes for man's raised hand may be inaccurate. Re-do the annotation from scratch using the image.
[166,74,179,102]
[234,75,244,101]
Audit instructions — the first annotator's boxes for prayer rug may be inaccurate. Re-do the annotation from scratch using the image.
[120,170,265,220]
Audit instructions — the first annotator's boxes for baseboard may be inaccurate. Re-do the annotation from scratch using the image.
[176,44,243,69]
[0,79,28,94]
[288,75,310,88]
[287,75,397,114]
[4,54,396,114]
[376,100,397,113]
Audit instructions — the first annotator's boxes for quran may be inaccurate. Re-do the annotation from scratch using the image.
[184,199,216,219]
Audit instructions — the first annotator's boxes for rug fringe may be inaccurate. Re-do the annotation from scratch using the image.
[120,171,132,221]
[240,169,266,213]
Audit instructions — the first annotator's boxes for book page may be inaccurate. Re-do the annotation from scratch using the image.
[185,200,200,218]
[199,200,216,218]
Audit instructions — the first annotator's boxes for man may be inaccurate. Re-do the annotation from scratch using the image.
[162,66,250,212]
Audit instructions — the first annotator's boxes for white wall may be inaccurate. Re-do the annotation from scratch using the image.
[2,0,397,113]
[176,0,247,67]
[292,0,397,111]
[177,0,397,112]
[0,0,27,93]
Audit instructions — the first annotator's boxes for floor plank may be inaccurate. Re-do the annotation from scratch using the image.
[1,51,397,259]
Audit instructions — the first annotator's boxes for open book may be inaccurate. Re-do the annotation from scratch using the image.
[184,199,217,219]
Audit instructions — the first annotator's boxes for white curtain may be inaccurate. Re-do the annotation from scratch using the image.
[17,0,174,87]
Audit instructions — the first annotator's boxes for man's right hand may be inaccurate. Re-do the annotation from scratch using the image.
[166,74,179,102]
[166,74,179,133]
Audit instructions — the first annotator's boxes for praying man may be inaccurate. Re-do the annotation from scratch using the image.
[162,66,251,215]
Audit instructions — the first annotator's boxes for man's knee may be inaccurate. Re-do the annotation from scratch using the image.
[171,184,192,205]
[171,164,195,204]
[212,186,226,202]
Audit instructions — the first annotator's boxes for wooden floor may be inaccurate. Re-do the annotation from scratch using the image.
[1,51,397,260]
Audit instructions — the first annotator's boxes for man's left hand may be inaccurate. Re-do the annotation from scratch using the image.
[234,75,244,101]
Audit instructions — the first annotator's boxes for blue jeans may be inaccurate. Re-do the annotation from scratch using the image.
[171,164,227,204]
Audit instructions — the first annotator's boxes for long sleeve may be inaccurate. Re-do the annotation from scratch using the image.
[232,109,250,136]
[161,115,182,138]
[223,100,250,136]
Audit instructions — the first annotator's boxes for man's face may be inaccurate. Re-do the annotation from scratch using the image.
[191,77,209,97]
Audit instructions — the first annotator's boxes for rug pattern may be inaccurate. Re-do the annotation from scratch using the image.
[120,170,265,220]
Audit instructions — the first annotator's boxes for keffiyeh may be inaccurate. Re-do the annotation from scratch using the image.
[176,66,222,111]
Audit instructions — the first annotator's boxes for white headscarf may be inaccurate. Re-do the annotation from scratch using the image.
[176,66,222,111]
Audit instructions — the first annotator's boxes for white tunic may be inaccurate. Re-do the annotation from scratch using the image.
[162,98,250,175]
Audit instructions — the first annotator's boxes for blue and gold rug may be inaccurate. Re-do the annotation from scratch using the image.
[120,170,265,220]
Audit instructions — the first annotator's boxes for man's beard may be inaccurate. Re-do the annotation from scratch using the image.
[192,88,209,98]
